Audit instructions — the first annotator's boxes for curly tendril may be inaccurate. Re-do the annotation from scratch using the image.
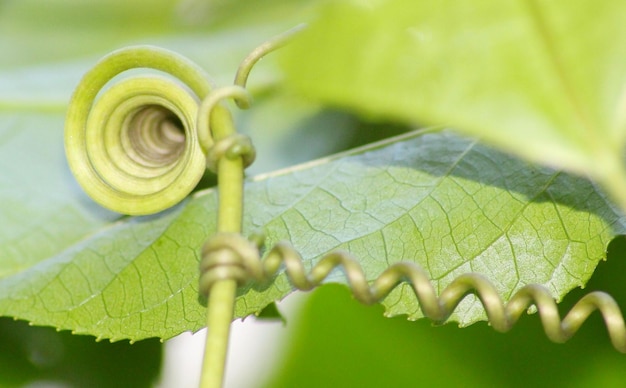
[65,24,307,215]
[65,46,217,215]
[200,233,626,352]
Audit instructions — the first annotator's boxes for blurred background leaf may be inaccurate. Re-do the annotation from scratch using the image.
[280,0,626,210]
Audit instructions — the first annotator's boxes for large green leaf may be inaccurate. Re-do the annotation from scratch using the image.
[280,0,626,209]
[2,129,623,341]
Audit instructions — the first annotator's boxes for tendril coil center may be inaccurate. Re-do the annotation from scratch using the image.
[126,105,186,166]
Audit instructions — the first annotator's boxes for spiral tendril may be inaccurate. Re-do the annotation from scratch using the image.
[200,233,626,352]
[65,24,306,216]
[65,46,218,215]
[233,23,307,107]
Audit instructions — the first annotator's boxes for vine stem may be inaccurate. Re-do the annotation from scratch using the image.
[201,280,237,388]
[233,23,307,92]
[200,104,244,388]
[198,25,305,387]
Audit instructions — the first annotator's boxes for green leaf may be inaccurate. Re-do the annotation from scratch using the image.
[237,130,626,324]
[2,130,623,341]
[280,0,626,207]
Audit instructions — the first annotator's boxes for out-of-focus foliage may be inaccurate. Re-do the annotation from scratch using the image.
[0,317,161,387]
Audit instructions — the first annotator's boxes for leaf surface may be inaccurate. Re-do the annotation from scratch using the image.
[2,129,623,340]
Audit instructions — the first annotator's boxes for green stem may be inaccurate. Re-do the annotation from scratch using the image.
[198,25,304,386]
[233,23,306,91]
[201,280,238,388]
[200,105,244,388]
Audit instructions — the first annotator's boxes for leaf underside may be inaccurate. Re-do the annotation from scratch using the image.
[1,128,623,341]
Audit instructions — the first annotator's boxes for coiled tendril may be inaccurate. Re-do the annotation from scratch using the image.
[200,232,626,352]
[64,25,308,216]
[65,46,253,215]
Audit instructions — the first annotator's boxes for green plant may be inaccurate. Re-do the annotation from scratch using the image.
[2,1,626,387]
